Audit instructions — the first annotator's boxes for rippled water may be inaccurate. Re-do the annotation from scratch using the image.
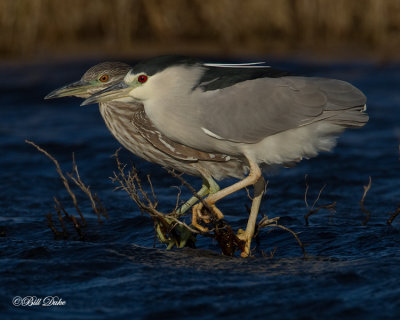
[0,58,399,319]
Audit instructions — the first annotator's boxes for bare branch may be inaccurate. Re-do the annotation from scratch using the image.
[312,184,327,209]
[387,204,400,225]
[94,194,108,219]
[46,213,62,239]
[171,185,182,212]
[257,215,307,258]
[360,176,372,225]
[269,224,307,258]
[53,197,71,220]
[254,216,307,258]
[303,176,335,226]
[147,174,158,208]
[68,153,107,223]
[304,202,337,226]
[25,140,86,225]
[54,200,68,237]
[164,215,200,234]
[71,215,85,240]
[304,174,310,209]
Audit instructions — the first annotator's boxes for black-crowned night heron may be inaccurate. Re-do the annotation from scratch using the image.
[45,61,243,208]
[81,55,368,257]
[45,61,244,249]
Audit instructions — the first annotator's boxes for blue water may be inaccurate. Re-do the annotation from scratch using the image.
[0,58,399,319]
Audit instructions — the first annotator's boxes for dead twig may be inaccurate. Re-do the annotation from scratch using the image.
[27,140,109,241]
[54,200,68,237]
[25,140,86,225]
[147,174,158,207]
[360,176,372,226]
[387,204,400,225]
[304,175,336,226]
[270,224,307,258]
[68,153,108,222]
[304,202,337,226]
[71,215,85,240]
[171,185,182,212]
[164,215,201,234]
[257,216,307,258]
[46,213,64,239]
[111,150,200,250]
[53,197,71,220]
[111,149,159,215]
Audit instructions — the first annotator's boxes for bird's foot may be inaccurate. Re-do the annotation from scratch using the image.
[237,229,252,258]
[191,202,224,232]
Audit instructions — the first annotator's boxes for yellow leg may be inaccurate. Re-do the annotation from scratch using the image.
[237,176,265,257]
[176,183,209,215]
[191,159,262,232]
[177,177,220,216]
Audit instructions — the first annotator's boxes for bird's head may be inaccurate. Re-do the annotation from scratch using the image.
[81,55,202,106]
[44,62,132,100]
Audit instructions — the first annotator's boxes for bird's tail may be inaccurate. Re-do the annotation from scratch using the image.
[321,104,369,128]
[314,78,369,129]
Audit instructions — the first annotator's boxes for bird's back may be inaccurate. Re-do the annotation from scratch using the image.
[139,63,368,167]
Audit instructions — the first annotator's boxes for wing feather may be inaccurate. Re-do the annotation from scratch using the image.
[198,76,367,143]
[131,109,232,162]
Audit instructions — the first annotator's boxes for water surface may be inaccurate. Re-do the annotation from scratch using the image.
[0,59,399,319]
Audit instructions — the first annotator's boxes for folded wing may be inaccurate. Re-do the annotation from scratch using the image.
[198,76,367,144]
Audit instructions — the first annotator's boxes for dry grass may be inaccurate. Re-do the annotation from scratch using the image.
[1,0,400,59]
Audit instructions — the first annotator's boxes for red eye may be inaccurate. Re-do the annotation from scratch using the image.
[138,74,148,83]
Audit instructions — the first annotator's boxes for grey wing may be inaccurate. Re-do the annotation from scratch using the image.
[199,76,367,143]
[131,110,232,162]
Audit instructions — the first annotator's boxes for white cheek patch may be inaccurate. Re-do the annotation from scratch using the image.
[124,72,137,84]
